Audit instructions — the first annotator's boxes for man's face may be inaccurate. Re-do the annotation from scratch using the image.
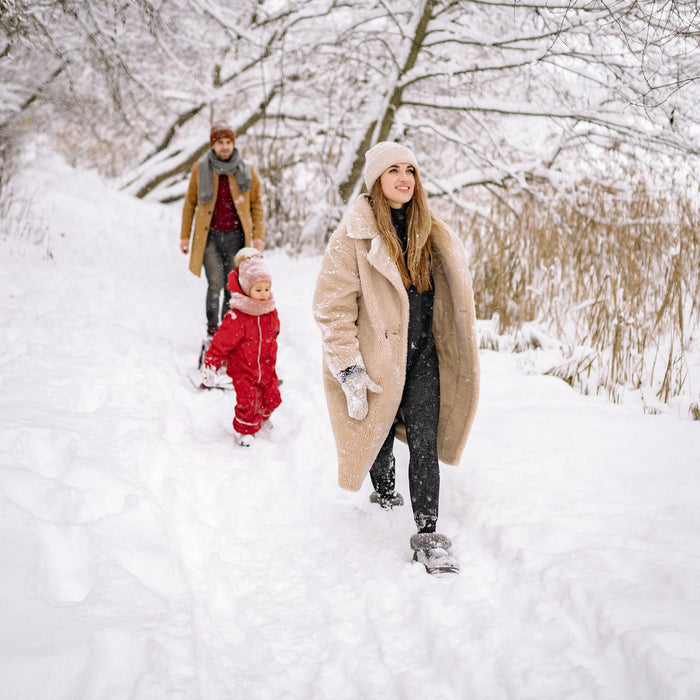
[212,137,234,160]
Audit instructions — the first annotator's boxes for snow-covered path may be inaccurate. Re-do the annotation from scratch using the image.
[1,152,699,699]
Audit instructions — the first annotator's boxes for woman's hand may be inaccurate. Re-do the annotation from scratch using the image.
[338,368,382,420]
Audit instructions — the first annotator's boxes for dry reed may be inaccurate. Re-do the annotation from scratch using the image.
[455,179,700,415]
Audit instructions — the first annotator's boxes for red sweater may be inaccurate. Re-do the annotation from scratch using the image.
[210,174,242,232]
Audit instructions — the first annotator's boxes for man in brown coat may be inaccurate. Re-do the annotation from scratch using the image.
[180,120,265,336]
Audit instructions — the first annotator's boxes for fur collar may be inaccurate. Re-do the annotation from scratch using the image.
[344,195,377,240]
[229,292,276,316]
[342,195,405,294]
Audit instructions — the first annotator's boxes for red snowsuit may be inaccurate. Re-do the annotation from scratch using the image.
[204,271,281,435]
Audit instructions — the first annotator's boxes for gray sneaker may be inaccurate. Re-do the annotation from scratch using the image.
[410,532,459,574]
[236,432,255,447]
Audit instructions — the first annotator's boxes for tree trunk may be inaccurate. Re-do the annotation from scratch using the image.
[131,89,277,200]
[337,0,436,204]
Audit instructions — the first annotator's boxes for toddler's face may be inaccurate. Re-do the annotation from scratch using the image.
[249,281,271,301]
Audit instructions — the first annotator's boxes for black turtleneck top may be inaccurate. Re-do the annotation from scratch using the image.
[390,206,436,362]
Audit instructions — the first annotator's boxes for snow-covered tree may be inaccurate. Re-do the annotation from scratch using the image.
[2,0,699,246]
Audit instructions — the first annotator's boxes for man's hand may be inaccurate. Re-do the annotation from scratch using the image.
[252,238,264,252]
[180,239,190,254]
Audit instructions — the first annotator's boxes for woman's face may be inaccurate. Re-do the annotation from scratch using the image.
[380,163,415,208]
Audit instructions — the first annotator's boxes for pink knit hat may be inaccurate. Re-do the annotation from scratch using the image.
[364,141,419,192]
[238,257,272,295]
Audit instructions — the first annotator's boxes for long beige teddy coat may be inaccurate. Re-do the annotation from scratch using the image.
[180,160,265,277]
[313,195,480,492]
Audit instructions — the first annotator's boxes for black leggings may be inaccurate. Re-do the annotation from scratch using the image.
[203,228,244,330]
[370,343,440,533]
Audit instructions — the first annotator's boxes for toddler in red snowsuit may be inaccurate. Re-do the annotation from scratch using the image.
[204,257,281,446]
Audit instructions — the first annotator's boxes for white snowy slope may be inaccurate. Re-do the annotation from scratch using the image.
[1,150,699,700]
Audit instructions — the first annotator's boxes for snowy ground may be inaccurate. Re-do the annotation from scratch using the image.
[1,150,699,700]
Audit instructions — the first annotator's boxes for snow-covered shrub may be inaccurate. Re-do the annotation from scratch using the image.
[459,172,700,409]
[0,134,52,259]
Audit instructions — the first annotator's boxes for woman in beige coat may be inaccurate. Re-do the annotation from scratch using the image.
[313,142,479,573]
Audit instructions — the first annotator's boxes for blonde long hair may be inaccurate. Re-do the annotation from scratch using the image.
[369,170,448,293]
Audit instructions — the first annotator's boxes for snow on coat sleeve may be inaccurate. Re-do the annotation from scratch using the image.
[312,227,366,377]
[204,312,244,371]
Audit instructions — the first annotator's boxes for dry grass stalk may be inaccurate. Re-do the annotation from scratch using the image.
[454,177,700,411]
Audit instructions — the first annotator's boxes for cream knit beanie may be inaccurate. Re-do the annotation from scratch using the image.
[364,142,419,192]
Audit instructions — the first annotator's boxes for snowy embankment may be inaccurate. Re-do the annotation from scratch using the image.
[1,150,699,700]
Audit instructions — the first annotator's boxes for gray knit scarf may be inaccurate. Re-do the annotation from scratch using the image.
[199,148,252,202]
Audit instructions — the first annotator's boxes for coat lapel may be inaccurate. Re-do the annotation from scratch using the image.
[346,196,406,295]
[368,236,405,296]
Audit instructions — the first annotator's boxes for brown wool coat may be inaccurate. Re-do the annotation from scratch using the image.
[180,159,265,276]
[312,195,480,492]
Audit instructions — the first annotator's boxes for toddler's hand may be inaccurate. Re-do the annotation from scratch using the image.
[201,367,217,386]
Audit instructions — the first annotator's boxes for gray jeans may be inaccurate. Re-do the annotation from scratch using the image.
[203,228,244,331]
